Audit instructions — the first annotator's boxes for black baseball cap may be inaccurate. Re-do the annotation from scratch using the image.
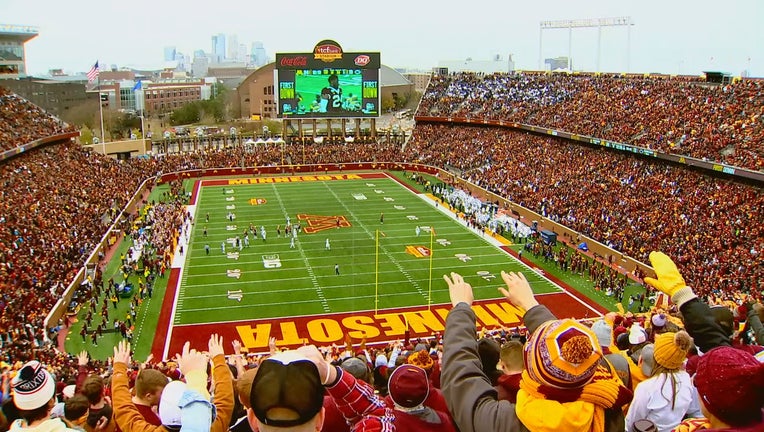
[250,351,325,427]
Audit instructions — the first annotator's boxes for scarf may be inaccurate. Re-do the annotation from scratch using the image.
[516,361,632,432]
[496,373,522,403]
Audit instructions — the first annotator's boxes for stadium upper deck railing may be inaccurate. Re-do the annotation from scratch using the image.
[0,131,80,163]
[414,115,764,184]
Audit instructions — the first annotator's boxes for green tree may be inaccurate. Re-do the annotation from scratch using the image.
[381,94,395,112]
[104,111,126,139]
[79,126,94,144]
[168,82,230,125]
[62,99,99,129]
[170,103,201,125]
[263,119,282,135]
[117,113,141,132]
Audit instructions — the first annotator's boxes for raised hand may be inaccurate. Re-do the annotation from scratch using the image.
[175,341,208,375]
[499,271,539,313]
[443,272,474,307]
[77,350,89,366]
[208,334,225,358]
[644,251,687,296]
[113,340,131,365]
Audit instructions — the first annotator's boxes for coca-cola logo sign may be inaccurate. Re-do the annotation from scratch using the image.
[280,56,307,67]
[354,55,370,66]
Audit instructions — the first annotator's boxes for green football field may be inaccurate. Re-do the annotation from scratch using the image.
[178,173,562,325]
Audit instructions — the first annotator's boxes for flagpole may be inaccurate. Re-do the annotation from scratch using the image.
[375,229,379,315]
[98,74,105,151]
[428,226,434,310]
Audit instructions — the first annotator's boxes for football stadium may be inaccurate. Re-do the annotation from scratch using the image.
[1,12,763,432]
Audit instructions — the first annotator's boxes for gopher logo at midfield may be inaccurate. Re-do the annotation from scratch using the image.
[298,214,351,233]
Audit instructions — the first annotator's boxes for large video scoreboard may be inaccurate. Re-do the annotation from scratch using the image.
[275,40,380,119]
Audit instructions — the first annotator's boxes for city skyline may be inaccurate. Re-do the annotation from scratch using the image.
[5,0,763,77]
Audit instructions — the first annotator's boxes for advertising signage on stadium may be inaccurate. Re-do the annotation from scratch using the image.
[275,40,381,119]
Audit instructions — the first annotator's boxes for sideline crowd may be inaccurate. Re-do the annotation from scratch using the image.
[407,124,763,298]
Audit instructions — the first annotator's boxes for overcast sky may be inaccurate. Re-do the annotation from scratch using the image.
[6,0,763,77]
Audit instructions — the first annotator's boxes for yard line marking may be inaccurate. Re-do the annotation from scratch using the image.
[183,249,515,271]
[272,183,330,312]
[180,290,434,313]
[322,182,430,304]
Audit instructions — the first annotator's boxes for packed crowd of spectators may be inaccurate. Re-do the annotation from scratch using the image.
[0,87,74,152]
[417,73,764,170]
[408,124,763,300]
[0,142,146,362]
[0,122,760,370]
[150,139,403,169]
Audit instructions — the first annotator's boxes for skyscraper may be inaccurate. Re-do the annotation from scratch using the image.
[192,51,210,78]
[251,41,267,67]
[164,46,177,62]
[238,44,247,64]
[227,34,238,62]
[211,34,225,64]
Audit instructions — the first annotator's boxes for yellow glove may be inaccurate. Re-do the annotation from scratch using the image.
[644,251,696,306]
[644,252,686,296]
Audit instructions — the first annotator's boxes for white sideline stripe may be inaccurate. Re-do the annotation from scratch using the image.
[163,194,200,359]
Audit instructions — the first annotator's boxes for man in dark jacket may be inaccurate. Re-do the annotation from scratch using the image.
[441,271,632,432]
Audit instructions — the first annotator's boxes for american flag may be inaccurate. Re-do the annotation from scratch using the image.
[87,61,99,82]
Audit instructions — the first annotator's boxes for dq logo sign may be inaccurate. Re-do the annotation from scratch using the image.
[298,214,351,234]
[354,55,370,66]
[249,198,267,206]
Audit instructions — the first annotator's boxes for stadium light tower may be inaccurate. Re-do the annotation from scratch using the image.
[539,16,633,72]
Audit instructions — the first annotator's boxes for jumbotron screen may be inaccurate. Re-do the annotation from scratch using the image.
[275,41,380,119]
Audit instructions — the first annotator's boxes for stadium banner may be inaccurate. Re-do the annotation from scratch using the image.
[275,40,380,119]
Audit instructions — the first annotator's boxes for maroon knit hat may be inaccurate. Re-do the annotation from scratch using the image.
[694,347,764,427]
[388,365,429,408]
